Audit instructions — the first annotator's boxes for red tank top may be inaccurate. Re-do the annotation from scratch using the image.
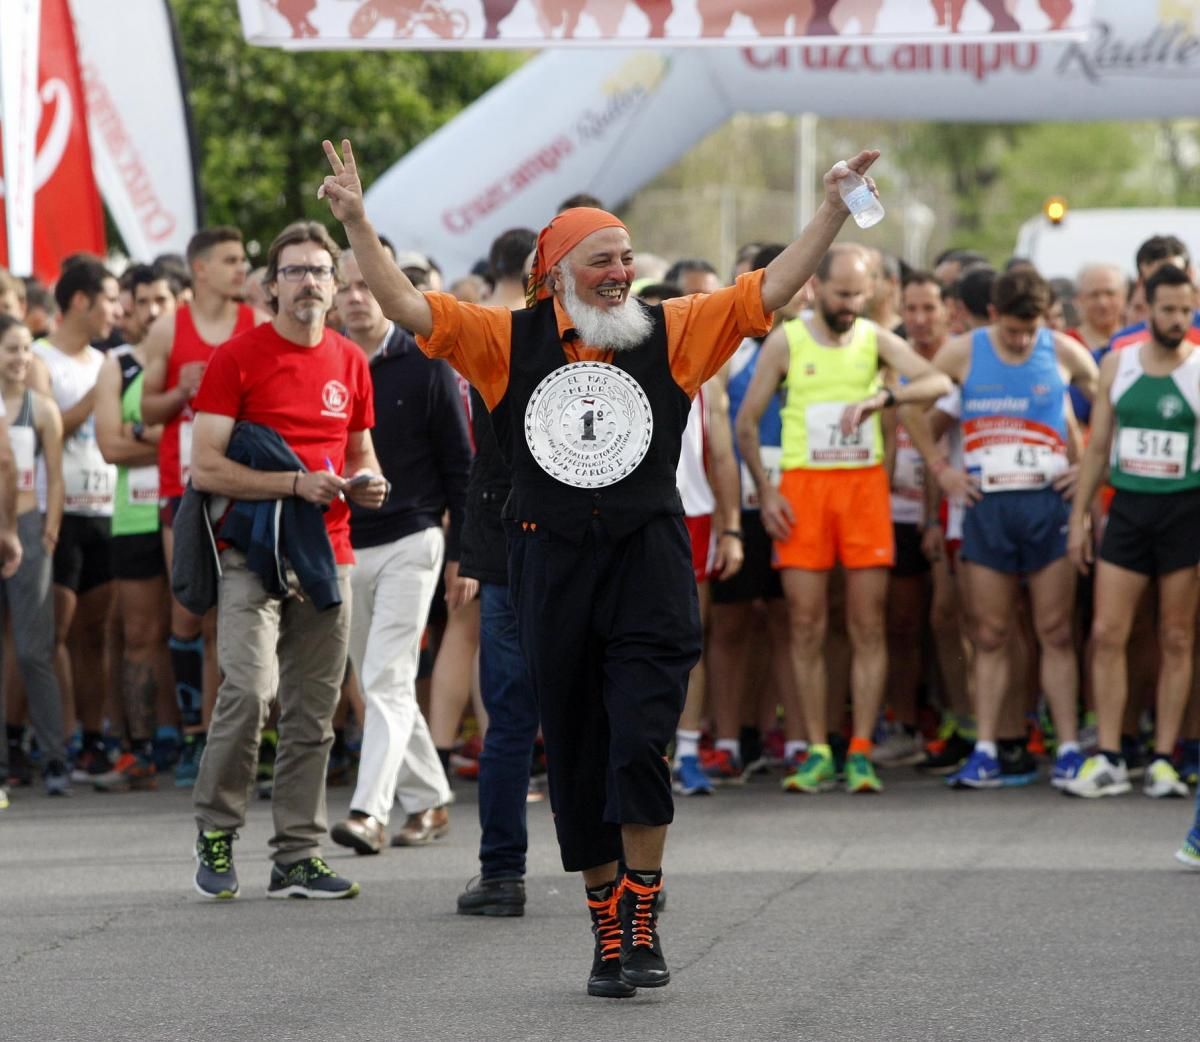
[158,303,256,497]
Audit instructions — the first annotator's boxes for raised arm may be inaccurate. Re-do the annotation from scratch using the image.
[319,139,433,337]
[759,149,880,313]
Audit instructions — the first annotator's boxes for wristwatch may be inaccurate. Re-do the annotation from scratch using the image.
[131,422,146,442]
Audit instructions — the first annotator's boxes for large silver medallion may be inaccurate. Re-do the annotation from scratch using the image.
[524,362,654,488]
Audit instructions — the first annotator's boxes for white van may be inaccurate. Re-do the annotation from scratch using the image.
[1014,208,1200,280]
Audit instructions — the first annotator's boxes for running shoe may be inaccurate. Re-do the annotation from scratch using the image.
[0,786,9,810]
[1027,721,1048,759]
[43,760,70,797]
[700,747,744,783]
[267,857,360,899]
[6,740,33,786]
[872,729,925,767]
[195,830,239,899]
[918,730,974,775]
[672,755,714,796]
[1051,749,1087,790]
[1143,758,1189,799]
[93,753,158,792]
[450,734,483,779]
[1174,828,1200,870]
[845,752,883,793]
[70,743,111,785]
[1063,755,1131,798]
[782,747,836,793]
[999,744,1039,787]
[1176,740,1199,787]
[152,726,182,772]
[174,734,205,789]
[1120,734,1148,779]
[947,748,1001,789]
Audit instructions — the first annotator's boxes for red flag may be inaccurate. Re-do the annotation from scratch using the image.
[0,0,105,281]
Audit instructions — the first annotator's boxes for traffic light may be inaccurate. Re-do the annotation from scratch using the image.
[1043,196,1068,225]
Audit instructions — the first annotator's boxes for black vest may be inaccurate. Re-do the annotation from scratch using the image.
[459,386,510,585]
[493,298,689,541]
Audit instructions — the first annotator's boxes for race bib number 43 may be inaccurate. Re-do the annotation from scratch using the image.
[978,442,1066,491]
[1116,427,1186,479]
[525,362,653,489]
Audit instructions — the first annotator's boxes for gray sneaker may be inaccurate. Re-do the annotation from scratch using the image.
[195,830,239,899]
[267,857,359,899]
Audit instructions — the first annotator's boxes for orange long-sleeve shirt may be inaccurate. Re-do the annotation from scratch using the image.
[415,268,773,411]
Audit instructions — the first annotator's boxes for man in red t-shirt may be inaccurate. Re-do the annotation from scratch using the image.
[187,220,387,901]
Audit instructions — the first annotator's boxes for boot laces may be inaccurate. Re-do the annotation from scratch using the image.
[586,881,624,960]
[624,876,661,950]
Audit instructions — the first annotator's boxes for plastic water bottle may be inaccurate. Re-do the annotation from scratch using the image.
[835,161,885,229]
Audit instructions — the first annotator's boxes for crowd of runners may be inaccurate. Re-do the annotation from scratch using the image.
[2,154,1198,949]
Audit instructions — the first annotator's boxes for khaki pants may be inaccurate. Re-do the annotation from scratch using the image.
[193,549,351,865]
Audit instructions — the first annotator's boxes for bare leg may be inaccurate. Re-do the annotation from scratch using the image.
[1026,557,1080,744]
[781,569,831,741]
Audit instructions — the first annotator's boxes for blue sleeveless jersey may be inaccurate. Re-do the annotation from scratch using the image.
[727,336,782,509]
[961,327,1069,493]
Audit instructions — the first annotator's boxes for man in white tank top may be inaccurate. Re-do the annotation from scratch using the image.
[29,257,121,782]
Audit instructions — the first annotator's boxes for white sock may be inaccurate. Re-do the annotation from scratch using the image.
[674,729,700,764]
[976,740,998,759]
[784,740,808,760]
[1058,741,1080,757]
[716,738,740,760]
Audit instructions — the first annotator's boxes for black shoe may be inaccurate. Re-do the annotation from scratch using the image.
[620,871,669,989]
[998,743,1038,787]
[457,875,526,917]
[828,733,849,780]
[586,881,636,998]
[43,760,71,796]
[194,830,239,899]
[918,731,974,775]
[268,857,360,899]
[6,741,33,787]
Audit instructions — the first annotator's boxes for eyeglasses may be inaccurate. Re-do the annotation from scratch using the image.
[277,265,335,283]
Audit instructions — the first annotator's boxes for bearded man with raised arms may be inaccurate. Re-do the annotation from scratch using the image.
[319,137,879,999]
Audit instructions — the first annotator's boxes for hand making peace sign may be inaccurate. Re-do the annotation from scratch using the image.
[319,138,366,224]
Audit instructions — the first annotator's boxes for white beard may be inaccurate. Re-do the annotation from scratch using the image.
[559,266,652,352]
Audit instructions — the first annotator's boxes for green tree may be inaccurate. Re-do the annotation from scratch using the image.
[169,0,520,252]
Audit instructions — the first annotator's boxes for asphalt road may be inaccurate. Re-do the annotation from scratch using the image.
[2,768,1196,1042]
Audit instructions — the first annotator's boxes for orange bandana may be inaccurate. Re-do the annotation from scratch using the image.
[527,207,628,307]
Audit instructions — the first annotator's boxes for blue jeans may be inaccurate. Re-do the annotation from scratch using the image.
[477,582,540,880]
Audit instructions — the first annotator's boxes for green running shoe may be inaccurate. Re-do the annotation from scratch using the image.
[195,830,238,899]
[782,747,835,793]
[845,752,883,794]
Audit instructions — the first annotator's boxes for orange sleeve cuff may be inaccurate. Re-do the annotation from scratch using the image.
[415,292,512,410]
[665,268,774,398]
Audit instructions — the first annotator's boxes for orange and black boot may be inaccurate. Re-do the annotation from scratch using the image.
[585,879,636,998]
[620,869,669,988]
